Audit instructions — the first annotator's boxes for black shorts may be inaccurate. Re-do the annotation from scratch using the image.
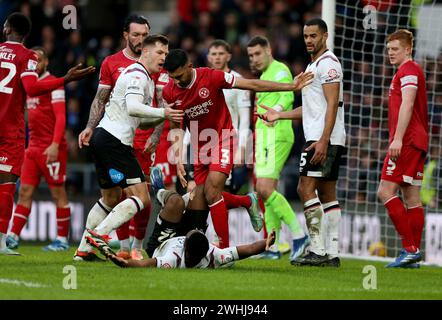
[299,141,345,181]
[89,127,145,189]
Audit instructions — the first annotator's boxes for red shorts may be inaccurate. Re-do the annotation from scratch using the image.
[0,138,25,176]
[21,147,67,186]
[153,139,177,186]
[133,139,155,176]
[381,145,426,186]
[193,142,234,185]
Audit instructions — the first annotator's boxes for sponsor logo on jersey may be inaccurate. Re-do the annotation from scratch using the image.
[109,168,125,184]
[199,87,210,99]
[26,97,39,109]
[0,157,8,163]
[0,46,14,53]
[185,99,213,119]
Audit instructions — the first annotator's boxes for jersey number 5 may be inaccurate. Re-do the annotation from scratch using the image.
[0,62,17,94]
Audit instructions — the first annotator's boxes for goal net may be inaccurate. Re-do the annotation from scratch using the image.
[332,0,442,265]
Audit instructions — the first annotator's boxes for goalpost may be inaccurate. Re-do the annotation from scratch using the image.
[325,0,442,265]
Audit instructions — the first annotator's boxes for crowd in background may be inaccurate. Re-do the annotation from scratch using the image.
[0,0,441,207]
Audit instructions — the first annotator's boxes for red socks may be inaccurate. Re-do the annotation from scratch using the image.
[221,192,252,209]
[131,203,151,240]
[10,204,31,236]
[208,197,229,248]
[56,207,71,238]
[384,197,416,252]
[0,183,16,234]
[116,221,130,240]
[407,206,425,249]
[119,203,151,241]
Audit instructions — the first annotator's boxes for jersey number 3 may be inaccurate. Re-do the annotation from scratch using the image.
[0,62,17,94]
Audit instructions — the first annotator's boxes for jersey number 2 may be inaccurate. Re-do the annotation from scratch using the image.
[0,62,17,94]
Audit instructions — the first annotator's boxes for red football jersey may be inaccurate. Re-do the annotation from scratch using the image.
[162,68,235,149]
[26,72,66,149]
[0,41,38,139]
[388,60,428,152]
[98,49,137,89]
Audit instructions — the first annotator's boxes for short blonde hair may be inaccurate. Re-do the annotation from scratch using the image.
[387,29,414,50]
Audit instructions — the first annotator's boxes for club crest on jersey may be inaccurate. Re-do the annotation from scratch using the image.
[27,59,38,71]
[109,168,125,184]
[199,87,210,99]
[326,68,339,82]
[158,73,169,83]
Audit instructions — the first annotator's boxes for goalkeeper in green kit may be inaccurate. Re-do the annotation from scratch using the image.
[247,36,309,260]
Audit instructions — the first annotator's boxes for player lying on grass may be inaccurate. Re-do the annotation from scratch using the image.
[87,228,275,269]
[144,166,264,257]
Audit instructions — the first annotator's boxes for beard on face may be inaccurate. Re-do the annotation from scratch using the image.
[129,40,141,55]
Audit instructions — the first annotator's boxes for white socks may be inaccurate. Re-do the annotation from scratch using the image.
[303,198,326,256]
[323,201,341,259]
[119,238,131,251]
[132,238,144,250]
[77,199,112,252]
[94,197,144,236]
[0,233,6,250]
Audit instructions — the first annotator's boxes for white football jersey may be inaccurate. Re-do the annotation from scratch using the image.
[98,62,155,146]
[301,50,346,146]
[223,69,251,131]
[153,236,239,269]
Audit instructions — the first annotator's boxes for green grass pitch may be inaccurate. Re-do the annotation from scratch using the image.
[1,245,441,300]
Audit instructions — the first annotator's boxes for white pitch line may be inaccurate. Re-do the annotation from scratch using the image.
[0,278,50,288]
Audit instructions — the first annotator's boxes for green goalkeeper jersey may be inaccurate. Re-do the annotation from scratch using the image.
[256,60,295,143]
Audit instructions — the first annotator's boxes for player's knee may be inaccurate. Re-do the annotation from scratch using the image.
[18,185,33,201]
[101,187,122,207]
[50,187,69,207]
[165,194,185,215]
[403,195,422,208]
[256,185,272,201]
[102,194,121,208]
[377,186,391,203]
[297,183,307,201]
[204,186,221,205]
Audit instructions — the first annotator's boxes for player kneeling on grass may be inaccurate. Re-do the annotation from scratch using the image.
[87,228,275,269]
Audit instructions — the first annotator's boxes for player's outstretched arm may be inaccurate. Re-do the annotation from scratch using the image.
[258,105,302,122]
[236,230,276,260]
[107,252,158,268]
[233,72,313,93]
[22,63,96,98]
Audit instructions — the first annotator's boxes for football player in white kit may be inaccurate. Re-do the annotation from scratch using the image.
[87,227,275,269]
[74,35,184,261]
[259,19,345,267]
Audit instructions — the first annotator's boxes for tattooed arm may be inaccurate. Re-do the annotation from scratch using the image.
[78,87,111,148]
[144,84,166,154]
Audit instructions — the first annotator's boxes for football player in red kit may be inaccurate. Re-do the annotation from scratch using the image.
[377,30,428,268]
[0,13,94,255]
[7,47,71,251]
[160,49,312,249]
